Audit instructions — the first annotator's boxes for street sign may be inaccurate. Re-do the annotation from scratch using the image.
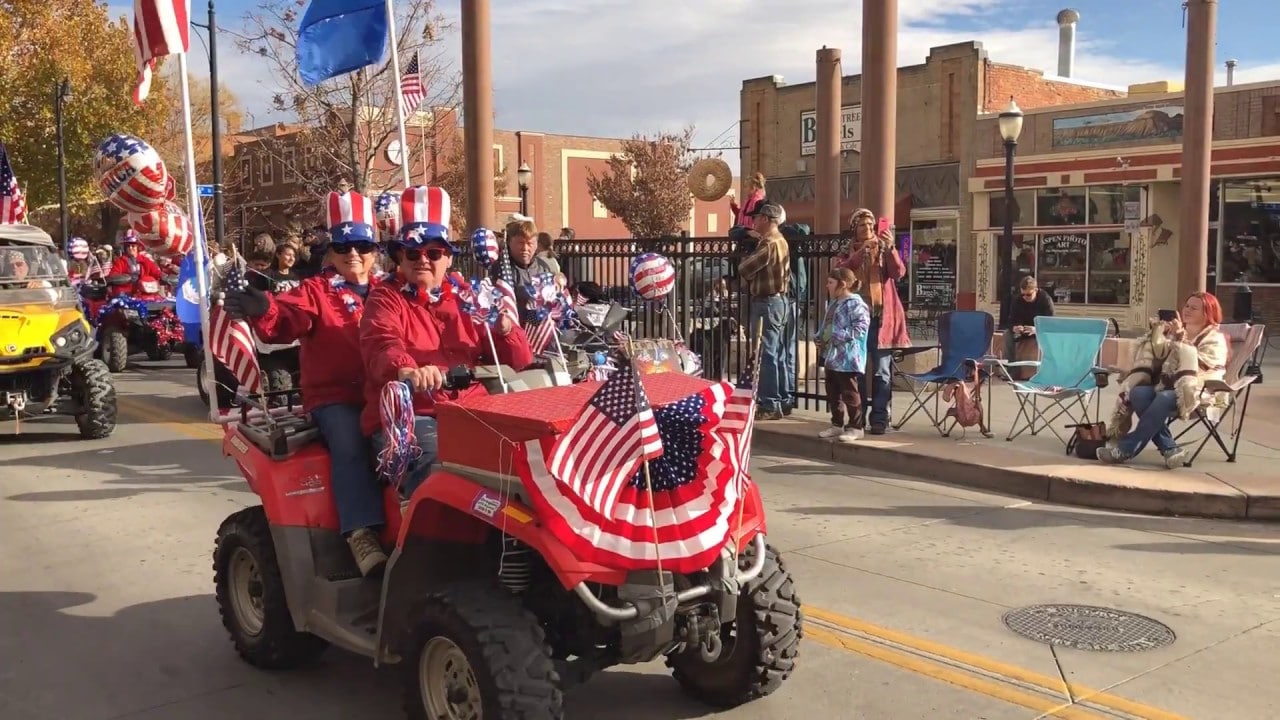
[197,184,215,197]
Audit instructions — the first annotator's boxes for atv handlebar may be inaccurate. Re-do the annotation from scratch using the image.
[106,273,133,286]
[399,365,475,394]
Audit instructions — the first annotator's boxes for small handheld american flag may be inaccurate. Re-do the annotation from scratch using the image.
[0,143,27,224]
[209,263,263,396]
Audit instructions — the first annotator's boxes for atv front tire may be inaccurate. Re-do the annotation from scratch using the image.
[145,340,172,362]
[214,506,329,669]
[667,543,802,708]
[183,344,202,369]
[70,359,117,440]
[102,326,129,372]
[401,582,562,720]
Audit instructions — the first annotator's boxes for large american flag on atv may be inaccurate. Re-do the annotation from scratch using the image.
[517,379,754,572]
[210,264,263,395]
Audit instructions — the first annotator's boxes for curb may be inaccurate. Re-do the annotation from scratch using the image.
[753,422,1278,521]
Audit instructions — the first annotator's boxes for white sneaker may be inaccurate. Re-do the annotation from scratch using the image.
[818,426,843,439]
[1162,447,1188,469]
[839,428,864,443]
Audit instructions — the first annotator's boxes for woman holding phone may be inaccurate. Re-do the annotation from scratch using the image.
[1098,291,1228,468]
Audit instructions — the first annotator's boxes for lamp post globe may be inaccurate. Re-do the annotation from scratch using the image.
[998,98,1024,144]
[997,97,1024,331]
[517,161,532,215]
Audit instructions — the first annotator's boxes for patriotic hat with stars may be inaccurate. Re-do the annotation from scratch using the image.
[325,190,376,245]
[397,186,453,250]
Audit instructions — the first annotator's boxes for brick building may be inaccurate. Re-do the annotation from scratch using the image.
[740,41,1122,309]
[226,110,732,243]
[969,79,1280,330]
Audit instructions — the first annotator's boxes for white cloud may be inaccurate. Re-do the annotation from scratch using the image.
[198,0,1280,173]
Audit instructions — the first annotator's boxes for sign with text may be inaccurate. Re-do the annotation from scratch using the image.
[800,105,862,156]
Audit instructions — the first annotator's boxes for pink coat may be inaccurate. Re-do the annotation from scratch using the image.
[837,247,911,348]
[730,189,765,228]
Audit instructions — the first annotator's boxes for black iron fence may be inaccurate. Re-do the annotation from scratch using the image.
[548,233,862,411]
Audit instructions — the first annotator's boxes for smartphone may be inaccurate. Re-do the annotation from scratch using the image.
[876,217,890,236]
[1157,309,1177,322]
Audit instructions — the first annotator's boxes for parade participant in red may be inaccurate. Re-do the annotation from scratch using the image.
[108,232,163,297]
[360,186,533,496]
[222,188,390,576]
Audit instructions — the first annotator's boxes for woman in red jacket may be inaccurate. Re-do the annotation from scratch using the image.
[360,186,533,499]
[223,189,390,576]
[108,232,164,297]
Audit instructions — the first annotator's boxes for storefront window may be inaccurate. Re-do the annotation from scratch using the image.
[1011,232,1131,305]
[908,218,957,307]
[1087,185,1142,225]
[1219,178,1280,284]
[988,189,1036,228]
[1037,188,1088,226]
[1088,232,1131,304]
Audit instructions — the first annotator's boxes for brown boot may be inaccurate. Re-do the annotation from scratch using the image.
[346,528,388,577]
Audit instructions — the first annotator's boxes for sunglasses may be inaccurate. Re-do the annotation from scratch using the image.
[331,242,378,255]
[404,246,450,262]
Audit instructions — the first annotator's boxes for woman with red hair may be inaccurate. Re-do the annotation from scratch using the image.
[1099,291,1228,468]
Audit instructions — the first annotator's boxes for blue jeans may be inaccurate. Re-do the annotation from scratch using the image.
[371,415,439,500]
[1116,385,1178,458]
[780,298,798,410]
[311,403,383,535]
[864,316,894,426]
[749,295,788,414]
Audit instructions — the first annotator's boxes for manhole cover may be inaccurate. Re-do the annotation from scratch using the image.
[1002,604,1176,653]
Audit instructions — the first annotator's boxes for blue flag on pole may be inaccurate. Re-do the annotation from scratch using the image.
[177,201,209,339]
[296,0,389,86]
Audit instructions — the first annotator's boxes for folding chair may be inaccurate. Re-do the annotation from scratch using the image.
[893,310,995,436]
[997,316,1109,445]
[1171,323,1265,466]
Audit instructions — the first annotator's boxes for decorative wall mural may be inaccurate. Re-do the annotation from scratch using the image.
[1051,105,1184,148]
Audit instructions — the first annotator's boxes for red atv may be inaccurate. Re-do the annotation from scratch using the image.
[92,273,183,371]
[214,366,801,719]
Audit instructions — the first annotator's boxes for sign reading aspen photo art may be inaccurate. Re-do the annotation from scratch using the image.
[1051,105,1184,148]
[800,105,862,155]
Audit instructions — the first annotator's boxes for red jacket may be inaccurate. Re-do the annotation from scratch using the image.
[358,276,534,436]
[108,253,164,297]
[251,272,378,412]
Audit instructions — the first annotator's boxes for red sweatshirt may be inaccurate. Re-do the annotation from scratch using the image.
[108,253,164,297]
[358,277,534,436]
[251,272,379,411]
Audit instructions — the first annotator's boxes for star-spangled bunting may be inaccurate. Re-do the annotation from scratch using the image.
[545,363,663,518]
[0,143,28,224]
[518,378,752,573]
[399,51,425,116]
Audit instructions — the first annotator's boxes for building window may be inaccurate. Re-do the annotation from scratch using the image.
[592,197,608,219]
[1219,178,1280,284]
[282,148,298,184]
[1037,187,1088,226]
[987,189,1036,228]
[258,152,274,186]
[908,218,958,307]
[239,156,251,187]
[1013,231,1131,305]
[706,213,718,234]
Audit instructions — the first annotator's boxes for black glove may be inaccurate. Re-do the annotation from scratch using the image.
[222,285,270,319]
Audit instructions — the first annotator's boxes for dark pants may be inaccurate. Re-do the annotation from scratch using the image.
[826,370,865,429]
[863,316,894,426]
[311,402,382,535]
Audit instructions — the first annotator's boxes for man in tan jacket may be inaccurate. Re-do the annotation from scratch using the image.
[738,202,792,420]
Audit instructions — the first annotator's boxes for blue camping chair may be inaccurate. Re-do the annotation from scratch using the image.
[996,316,1109,445]
[893,311,995,436]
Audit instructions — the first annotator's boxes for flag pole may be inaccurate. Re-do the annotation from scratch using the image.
[732,317,764,570]
[624,337,667,594]
[175,52,219,425]
[384,0,412,187]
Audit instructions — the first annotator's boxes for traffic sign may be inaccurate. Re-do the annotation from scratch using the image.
[197,184,215,197]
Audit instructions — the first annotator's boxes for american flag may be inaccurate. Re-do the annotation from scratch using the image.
[0,144,26,224]
[546,364,663,518]
[527,315,558,356]
[399,51,425,116]
[210,264,263,395]
[519,378,747,572]
[131,0,190,104]
[721,369,756,489]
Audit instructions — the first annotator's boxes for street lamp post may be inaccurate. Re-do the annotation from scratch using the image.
[997,98,1024,330]
[192,1,224,247]
[54,79,71,245]
[517,161,532,216]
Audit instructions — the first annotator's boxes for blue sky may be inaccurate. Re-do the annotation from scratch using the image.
[117,0,1280,165]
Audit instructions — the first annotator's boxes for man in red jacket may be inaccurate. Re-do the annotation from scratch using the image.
[223,189,391,576]
[108,233,164,298]
[360,186,533,499]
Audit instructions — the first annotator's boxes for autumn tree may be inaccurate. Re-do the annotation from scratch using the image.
[0,0,169,210]
[434,137,506,236]
[586,128,697,238]
[232,0,461,199]
[149,66,247,203]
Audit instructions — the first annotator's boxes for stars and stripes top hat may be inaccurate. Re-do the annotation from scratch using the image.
[326,189,376,244]
[397,186,453,249]
[119,229,141,246]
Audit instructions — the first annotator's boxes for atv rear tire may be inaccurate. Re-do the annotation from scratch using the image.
[401,582,563,720]
[196,363,210,408]
[102,326,129,372]
[146,340,172,362]
[70,359,117,440]
[667,543,802,708]
[214,506,329,669]
[183,344,202,369]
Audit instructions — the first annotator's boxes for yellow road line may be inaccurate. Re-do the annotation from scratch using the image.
[807,608,1188,720]
[115,394,1187,720]
[806,626,1105,719]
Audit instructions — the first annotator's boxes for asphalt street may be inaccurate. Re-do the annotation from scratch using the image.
[1,361,1277,720]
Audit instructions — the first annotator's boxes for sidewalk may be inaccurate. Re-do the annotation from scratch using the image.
[753,377,1280,521]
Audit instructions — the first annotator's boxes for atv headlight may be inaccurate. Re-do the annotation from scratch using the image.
[51,322,91,352]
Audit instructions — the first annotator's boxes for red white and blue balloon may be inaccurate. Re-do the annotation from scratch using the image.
[67,237,90,261]
[126,201,195,258]
[629,252,675,301]
[94,133,170,214]
[375,191,400,238]
[471,228,500,267]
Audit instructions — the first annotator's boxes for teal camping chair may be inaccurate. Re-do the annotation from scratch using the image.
[998,316,1109,445]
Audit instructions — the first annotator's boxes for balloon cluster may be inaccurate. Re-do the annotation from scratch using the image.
[93,133,194,259]
[629,252,675,301]
[527,271,576,330]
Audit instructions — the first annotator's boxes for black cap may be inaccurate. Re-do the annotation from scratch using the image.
[749,202,783,221]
